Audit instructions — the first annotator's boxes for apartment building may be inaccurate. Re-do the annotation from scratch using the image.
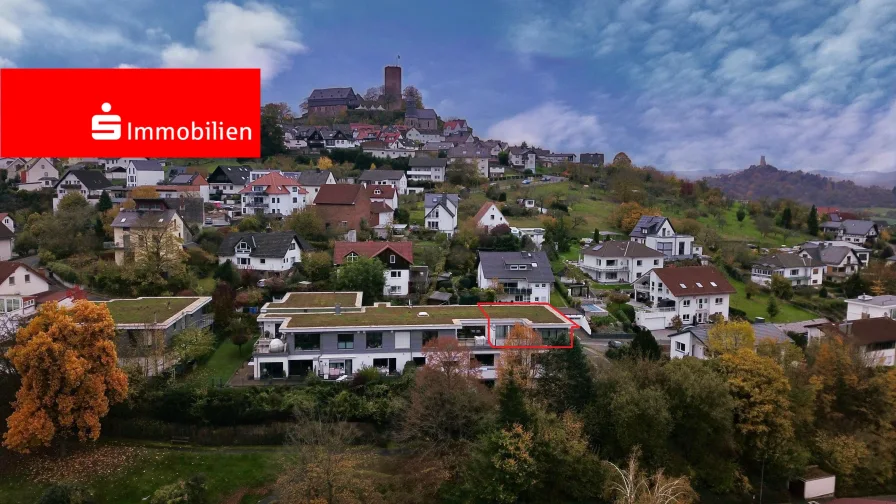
[477,251,553,303]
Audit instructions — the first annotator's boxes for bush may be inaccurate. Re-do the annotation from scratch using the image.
[47,261,81,284]
[38,484,95,504]
[819,286,828,298]
[149,474,207,504]
[729,307,748,320]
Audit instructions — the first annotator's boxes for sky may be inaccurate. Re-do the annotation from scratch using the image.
[1,0,895,176]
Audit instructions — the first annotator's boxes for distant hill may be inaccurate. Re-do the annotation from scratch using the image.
[706,164,896,208]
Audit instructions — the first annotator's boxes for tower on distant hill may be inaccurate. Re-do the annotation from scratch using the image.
[760,155,767,166]
[385,65,402,110]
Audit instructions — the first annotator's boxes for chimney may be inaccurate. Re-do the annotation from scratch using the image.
[334,303,341,315]
[759,155,766,166]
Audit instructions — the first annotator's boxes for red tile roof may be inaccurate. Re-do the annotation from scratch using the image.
[238,172,306,195]
[473,202,501,224]
[370,201,394,214]
[366,185,396,199]
[843,317,896,345]
[314,184,364,205]
[333,241,413,265]
[651,266,736,297]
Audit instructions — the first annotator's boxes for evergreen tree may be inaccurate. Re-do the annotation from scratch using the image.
[497,370,531,428]
[213,259,240,286]
[535,337,595,413]
[807,205,819,235]
[593,228,600,243]
[97,191,113,213]
[631,327,661,360]
[766,296,779,320]
[736,206,746,223]
[781,206,793,229]
[842,272,868,299]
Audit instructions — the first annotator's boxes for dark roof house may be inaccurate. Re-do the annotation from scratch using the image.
[649,266,736,297]
[478,251,554,283]
[218,232,304,258]
[56,169,112,191]
[629,216,671,238]
[753,253,822,269]
[581,240,664,258]
[208,165,252,186]
[358,170,406,183]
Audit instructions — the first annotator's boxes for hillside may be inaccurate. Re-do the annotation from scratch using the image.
[706,164,896,208]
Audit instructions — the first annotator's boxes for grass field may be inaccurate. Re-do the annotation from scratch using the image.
[666,206,811,248]
[190,337,256,385]
[0,443,280,504]
[728,277,816,323]
[550,290,568,307]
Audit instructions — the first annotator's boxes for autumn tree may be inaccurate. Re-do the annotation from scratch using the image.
[130,214,189,281]
[612,152,632,168]
[718,349,795,463]
[317,156,334,170]
[707,319,756,355]
[496,324,543,389]
[611,202,661,234]
[745,280,759,300]
[363,85,384,101]
[401,337,494,447]
[285,209,327,241]
[171,328,215,366]
[298,251,333,283]
[261,102,294,122]
[122,186,160,209]
[770,273,793,299]
[4,301,128,453]
[402,85,423,108]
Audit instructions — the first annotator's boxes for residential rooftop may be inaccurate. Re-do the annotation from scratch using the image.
[279,303,570,329]
[98,297,210,325]
[264,292,363,309]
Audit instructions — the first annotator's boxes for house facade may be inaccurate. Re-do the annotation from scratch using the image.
[207,165,252,196]
[634,266,735,330]
[751,253,824,287]
[629,216,696,259]
[239,171,308,216]
[407,157,447,183]
[578,241,665,284]
[580,153,605,167]
[313,184,373,232]
[358,170,408,195]
[250,292,575,380]
[447,145,490,177]
[819,318,896,367]
[126,160,165,187]
[307,87,361,116]
[334,242,414,297]
[53,170,113,211]
[820,220,879,244]
[0,262,49,331]
[473,202,508,231]
[109,199,188,266]
[403,101,438,130]
[17,158,59,191]
[406,128,444,143]
[846,294,896,321]
[424,193,459,236]
[217,232,304,275]
[0,224,12,261]
[477,251,553,303]
[296,170,336,204]
[798,242,865,282]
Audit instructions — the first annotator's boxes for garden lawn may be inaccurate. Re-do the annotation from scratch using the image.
[728,278,816,323]
[184,337,257,386]
[550,290,568,308]
[0,444,280,504]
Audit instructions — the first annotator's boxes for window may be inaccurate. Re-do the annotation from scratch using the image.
[366,331,383,349]
[346,252,358,263]
[682,314,691,321]
[7,276,14,286]
[675,341,686,352]
[390,271,401,278]
[260,259,266,264]
[294,334,320,350]
[682,300,691,307]
[340,221,348,228]
[389,254,396,264]
[337,334,354,349]
[715,297,723,305]
[636,260,642,266]
[653,259,659,265]
[422,330,438,346]
[390,285,401,293]
[490,215,494,220]
[238,257,249,265]
[24,274,30,283]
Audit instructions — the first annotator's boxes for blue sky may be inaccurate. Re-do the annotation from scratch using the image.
[1,0,895,175]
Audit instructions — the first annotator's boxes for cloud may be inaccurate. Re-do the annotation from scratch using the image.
[160,2,306,83]
[487,102,606,151]
[0,57,15,68]
[117,63,139,69]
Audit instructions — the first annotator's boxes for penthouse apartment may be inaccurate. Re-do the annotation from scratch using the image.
[251,292,576,381]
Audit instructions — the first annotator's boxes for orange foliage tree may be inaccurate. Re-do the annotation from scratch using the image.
[496,324,544,389]
[122,186,160,209]
[3,301,128,453]
[610,202,662,234]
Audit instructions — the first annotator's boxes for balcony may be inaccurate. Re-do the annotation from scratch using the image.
[579,262,629,273]
[103,240,129,249]
[254,337,288,354]
[244,201,268,208]
[501,287,533,295]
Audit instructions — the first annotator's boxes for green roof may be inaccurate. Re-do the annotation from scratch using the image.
[282,304,568,329]
[99,297,203,325]
[267,292,361,309]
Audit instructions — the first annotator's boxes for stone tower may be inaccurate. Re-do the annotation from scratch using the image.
[759,155,766,166]
[384,65,402,110]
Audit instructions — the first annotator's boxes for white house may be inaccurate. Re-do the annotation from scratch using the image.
[424,193,459,236]
[296,170,336,204]
[0,262,50,333]
[17,158,58,191]
[217,232,304,275]
[53,170,113,211]
[578,241,665,284]
[406,128,444,144]
[207,165,252,196]
[126,160,165,187]
[473,202,508,231]
[669,323,792,360]
[629,216,697,259]
[509,147,536,171]
[239,171,308,216]
[447,145,490,177]
[366,184,399,211]
[358,170,408,195]
[250,291,575,380]
[633,266,735,330]
[361,141,417,160]
[799,241,866,282]
[0,213,14,233]
[751,253,824,287]
[109,200,189,266]
[477,251,553,303]
[407,157,448,183]
[511,228,546,249]
[322,130,358,149]
[820,220,879,244]
[846,294,896,321]
[824,317,896,367]
[0,225,13,261]
[101,158,148,169]
[334,242,414,297]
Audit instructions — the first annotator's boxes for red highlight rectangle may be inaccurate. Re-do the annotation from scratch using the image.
[0,68,261,158]
[477,302,579,349]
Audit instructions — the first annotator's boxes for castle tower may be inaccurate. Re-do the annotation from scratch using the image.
[385,65,402,110]
[759,155,766,166]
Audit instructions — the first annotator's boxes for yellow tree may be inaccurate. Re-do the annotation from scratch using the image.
[370,163,376,171]
[707,319,756,355]
[4,301,128,453]
[122,186,161,209]
[317,156,334,170]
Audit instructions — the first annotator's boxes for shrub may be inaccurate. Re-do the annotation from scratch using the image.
[729,307,748,320]
[38,484,95,504]
[149,474,207,504]
[606,292,631,305]
[47,261,81,284]
[819,286,828,298]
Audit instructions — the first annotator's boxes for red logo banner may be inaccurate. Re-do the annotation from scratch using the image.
[0,68,261,158]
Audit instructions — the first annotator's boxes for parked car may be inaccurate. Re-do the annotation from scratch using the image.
[522,179,532,185]
[608,340,624,349]
[204,218,213,225]
[541,176,550,182]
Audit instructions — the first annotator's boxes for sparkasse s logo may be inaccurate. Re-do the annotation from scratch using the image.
[0,68,261,158]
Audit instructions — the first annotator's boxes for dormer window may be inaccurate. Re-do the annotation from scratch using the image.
[374,189,381,195]
[253,186,263,191]
[519,265,527,270]
[347,252,359,263]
